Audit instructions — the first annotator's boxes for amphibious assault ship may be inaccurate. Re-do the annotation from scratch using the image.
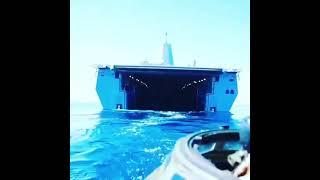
[96,38,239,112]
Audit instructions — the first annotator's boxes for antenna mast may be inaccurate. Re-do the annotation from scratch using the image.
[165,32,168,43]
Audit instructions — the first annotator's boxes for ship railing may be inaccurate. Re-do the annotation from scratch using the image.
[223,68,241,72]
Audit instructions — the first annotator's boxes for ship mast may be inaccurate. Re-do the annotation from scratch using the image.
[165,32,168,43]
[162,32,174,66]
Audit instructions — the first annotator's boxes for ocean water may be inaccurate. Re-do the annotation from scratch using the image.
[70,103,250,180]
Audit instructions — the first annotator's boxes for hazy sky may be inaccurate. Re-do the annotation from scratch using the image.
[71,0,250,106]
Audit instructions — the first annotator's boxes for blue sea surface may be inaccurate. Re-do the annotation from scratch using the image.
[70,103,250,180]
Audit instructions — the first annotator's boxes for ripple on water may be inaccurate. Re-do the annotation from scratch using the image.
[70,105,249,179]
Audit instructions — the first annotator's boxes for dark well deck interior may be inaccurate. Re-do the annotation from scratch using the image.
[115,66,222,112]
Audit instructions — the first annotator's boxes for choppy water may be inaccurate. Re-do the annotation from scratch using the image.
[70,103,249,180]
